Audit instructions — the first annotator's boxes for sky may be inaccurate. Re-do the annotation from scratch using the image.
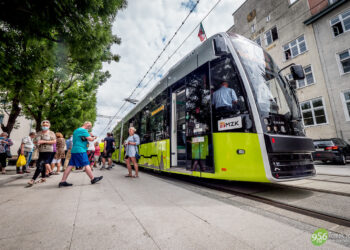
[93,0,246,138]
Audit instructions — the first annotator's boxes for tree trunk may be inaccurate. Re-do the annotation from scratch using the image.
[35,110,43,132]
[0,96,21,136]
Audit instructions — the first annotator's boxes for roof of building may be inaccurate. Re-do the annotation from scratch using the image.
[304,0,348,25]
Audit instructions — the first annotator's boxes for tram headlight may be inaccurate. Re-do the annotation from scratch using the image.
[273,126,278,132]
[263,118,269,125]
[267,126,272,132]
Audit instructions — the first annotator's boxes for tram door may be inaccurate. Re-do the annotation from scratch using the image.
[171,87,187,167]
[171,63,214,173]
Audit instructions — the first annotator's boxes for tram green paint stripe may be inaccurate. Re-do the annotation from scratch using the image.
[112,133,269,183]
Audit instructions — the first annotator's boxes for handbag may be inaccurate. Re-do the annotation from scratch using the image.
[133,135,141,161]
[16,154,26,167]
[32,148,39,160]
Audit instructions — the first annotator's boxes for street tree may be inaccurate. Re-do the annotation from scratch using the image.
[0,0,126,135]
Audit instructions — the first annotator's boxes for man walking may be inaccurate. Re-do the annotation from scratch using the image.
[18,132,36,174]
[59,122,103,187]
[101,132,115,170]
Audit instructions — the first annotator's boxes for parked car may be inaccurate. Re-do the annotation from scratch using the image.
[312,138,350,165]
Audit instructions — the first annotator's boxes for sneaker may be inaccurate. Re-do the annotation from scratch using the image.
[100,166,106,170]
[91,176,103,184]
[107,166,111,170]
[58,181,73,188]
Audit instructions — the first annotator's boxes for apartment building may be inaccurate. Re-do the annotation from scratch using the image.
[304,0,350,142]
[228,0,339,140]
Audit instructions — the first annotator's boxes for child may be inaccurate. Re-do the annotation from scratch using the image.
[93,142,101,168]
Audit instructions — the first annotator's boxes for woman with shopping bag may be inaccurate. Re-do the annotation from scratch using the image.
[17,132,36,174]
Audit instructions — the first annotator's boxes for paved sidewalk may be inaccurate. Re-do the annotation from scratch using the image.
[0,165,30,186]
[0,165,347,249]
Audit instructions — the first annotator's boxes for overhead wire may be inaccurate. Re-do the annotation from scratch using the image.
[100,0,330,135]
[98,0,201,136]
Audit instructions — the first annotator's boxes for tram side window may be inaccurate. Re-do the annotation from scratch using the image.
[141,105,151,143]
[129,113,141,133]
[122,122,129,144]
[114,127,121,149]
[149,91,168,141]
[210,57,249,132]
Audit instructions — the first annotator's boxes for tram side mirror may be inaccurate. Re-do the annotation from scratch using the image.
[290,65,305,80]
[213,37,229,56]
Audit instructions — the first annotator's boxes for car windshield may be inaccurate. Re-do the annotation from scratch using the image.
[229,34,300,120]
[313,140,334,147]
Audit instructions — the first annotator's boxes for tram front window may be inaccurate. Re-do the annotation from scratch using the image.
[210,57,251,133]
[230,34,304,136]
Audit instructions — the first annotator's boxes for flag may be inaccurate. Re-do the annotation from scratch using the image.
[198,22,207,42]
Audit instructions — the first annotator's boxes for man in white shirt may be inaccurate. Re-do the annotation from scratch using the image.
[18,132,36,174]
[212,82,238,112]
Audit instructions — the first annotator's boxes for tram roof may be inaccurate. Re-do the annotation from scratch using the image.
[114,32,229,130]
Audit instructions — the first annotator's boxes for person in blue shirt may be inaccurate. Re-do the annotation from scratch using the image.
[59,121,103,187]
[212,82,238,112]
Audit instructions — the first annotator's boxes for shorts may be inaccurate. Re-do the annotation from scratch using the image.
[102,150,114,159]
[51,158,61,164]
[68,153,90,168]
[94,155,100,162]
[49,152,55,164]
[38,152,53,165]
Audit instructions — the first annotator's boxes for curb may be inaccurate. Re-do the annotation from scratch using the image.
[0,173,29,186]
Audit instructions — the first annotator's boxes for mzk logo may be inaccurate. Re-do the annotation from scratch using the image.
[218,117,242,131]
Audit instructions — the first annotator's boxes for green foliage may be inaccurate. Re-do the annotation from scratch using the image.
[0,0,127,135]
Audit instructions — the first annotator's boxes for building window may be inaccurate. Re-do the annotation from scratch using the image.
[251,24,255,33]
[330,9,350,37]
[300,98,327,126]
[287,65,315,88]
[342,91,350,121]
[283,35,307,60]
[255,36,261,46]
[266,14,271,22]
[264,26,278,46]
[338,49,350,74]
[289,0,298,5]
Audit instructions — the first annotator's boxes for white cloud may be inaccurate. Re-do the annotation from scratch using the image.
[93,0,246,137]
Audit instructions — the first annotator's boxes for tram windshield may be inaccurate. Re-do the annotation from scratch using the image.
[229,34,304,135]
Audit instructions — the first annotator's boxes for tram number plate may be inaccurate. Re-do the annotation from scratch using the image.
[218,116,242,131]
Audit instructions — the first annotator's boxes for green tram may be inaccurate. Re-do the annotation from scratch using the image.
[111,32,316,182]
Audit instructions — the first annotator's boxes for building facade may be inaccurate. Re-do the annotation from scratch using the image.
[304,0,350,143]
[0,113,33,155]
[228,0,339,140]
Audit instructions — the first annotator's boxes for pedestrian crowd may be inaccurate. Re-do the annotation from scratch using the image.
[0,120,141,188]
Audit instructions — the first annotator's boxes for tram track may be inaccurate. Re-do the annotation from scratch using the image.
[190,179,350,228]
[270,182,350,197]
[139,169,350,228]
[308,178,350,185]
